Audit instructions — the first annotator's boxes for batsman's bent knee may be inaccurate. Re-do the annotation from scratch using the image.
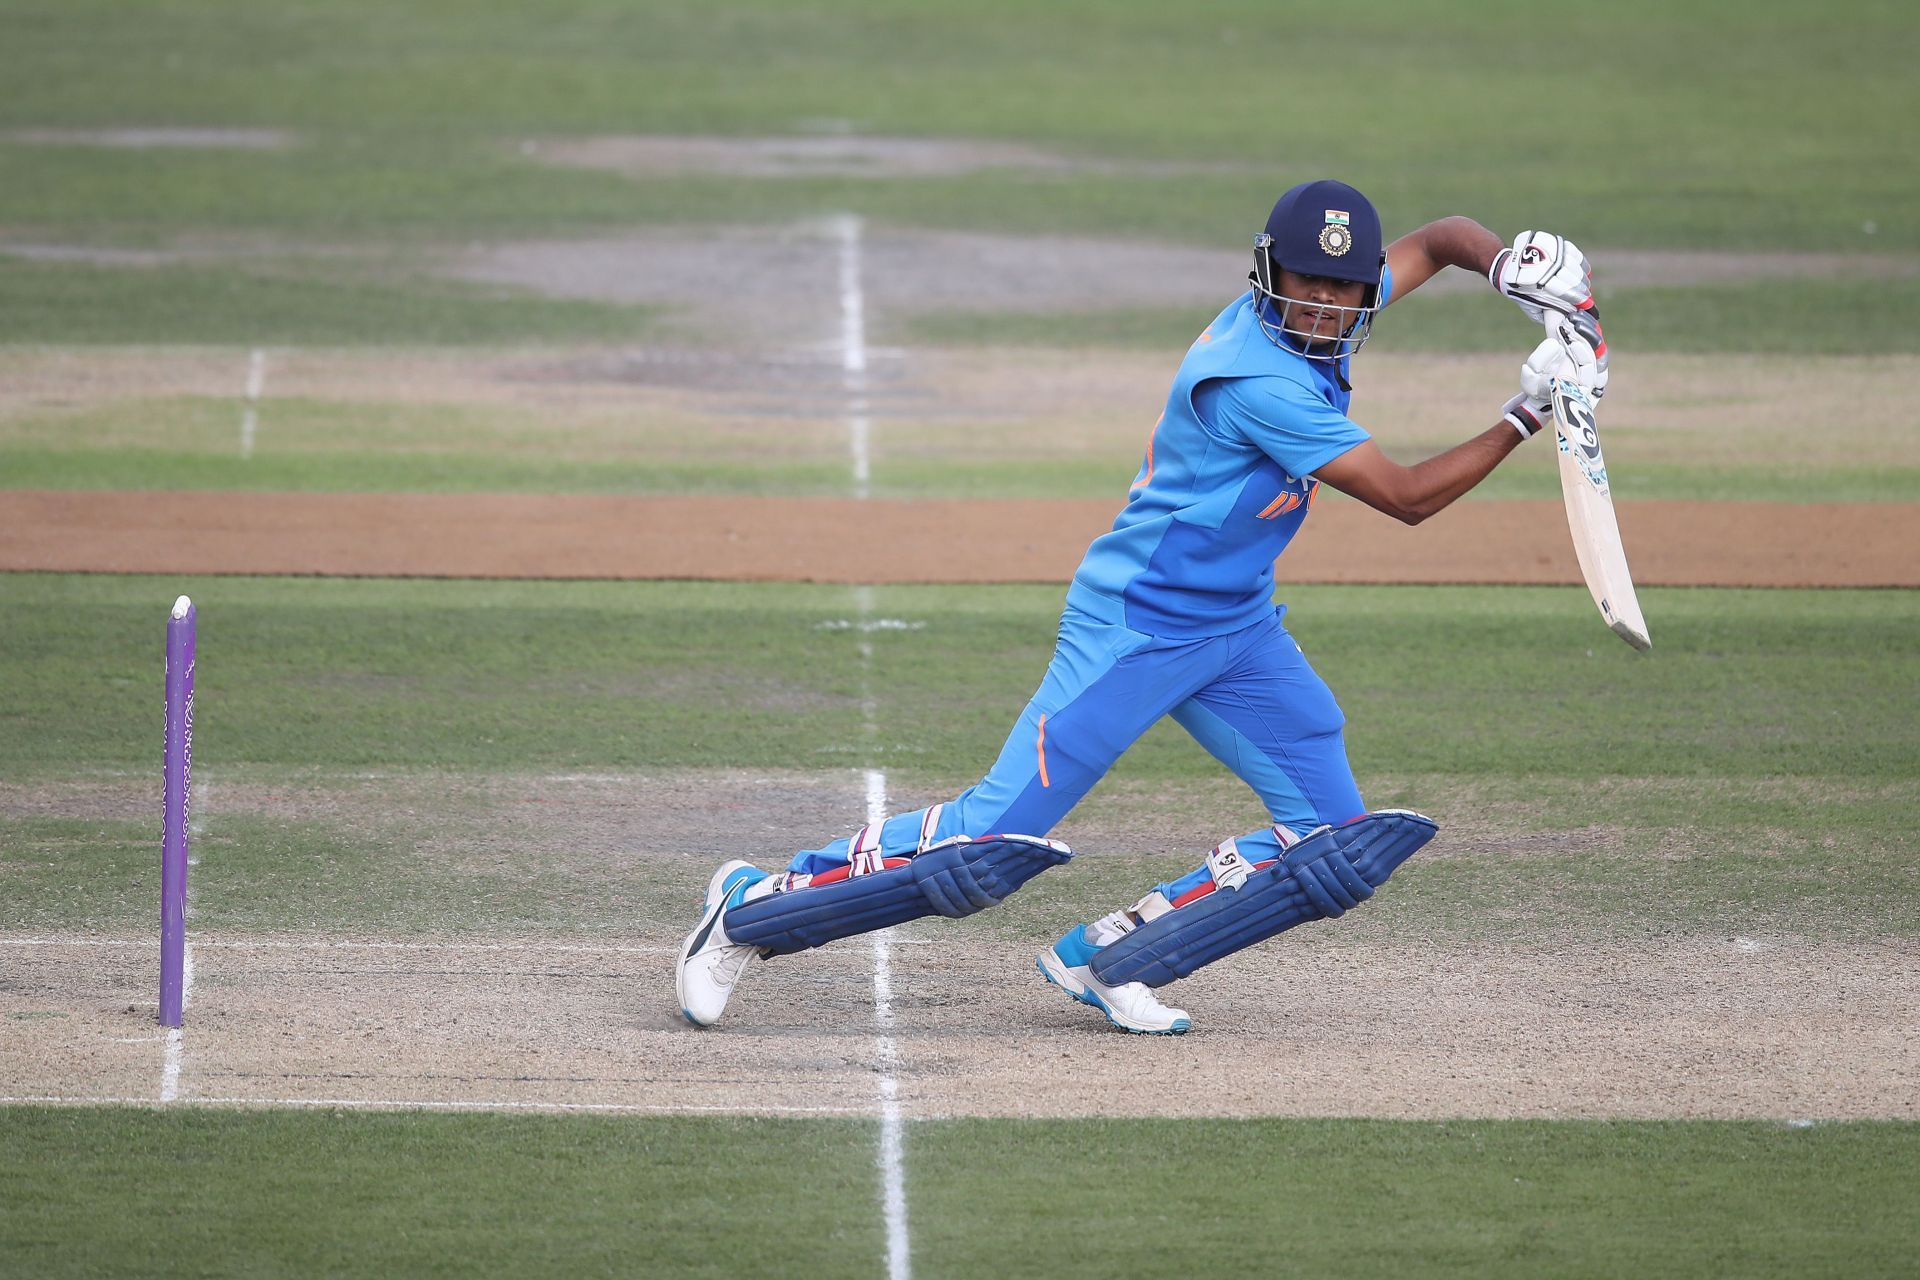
[1088,809,1437,987]
[723,834,1072,956]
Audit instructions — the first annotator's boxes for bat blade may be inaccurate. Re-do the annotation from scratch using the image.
[1543,316,1650,652]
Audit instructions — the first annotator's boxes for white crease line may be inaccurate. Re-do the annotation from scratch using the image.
[239,347,265,458]
[159,938,193,1102]
[836,214,872,499]
[0,1096,873,1115]
[867,768,911,1280]
[839,213,910,1277]
[159,1030,183,1102]
[0,937,937,952]
[815,618,927,632]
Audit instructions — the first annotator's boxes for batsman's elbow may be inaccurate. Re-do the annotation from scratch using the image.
[1377,493,1436,526]
[1346,489,1431,526]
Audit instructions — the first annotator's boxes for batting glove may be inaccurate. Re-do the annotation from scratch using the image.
[1491,230,1594,325]
[1502,333,1596,439]
[1543,305,1610,402]
[1565,302,1609,400]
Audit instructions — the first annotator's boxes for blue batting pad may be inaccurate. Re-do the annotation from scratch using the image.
[724,834,1072,956]
[1089,810,1436,987]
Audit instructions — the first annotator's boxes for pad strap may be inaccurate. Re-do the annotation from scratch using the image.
[1089,811,1437,987]
[917,804,946,854]
[848,823,887,877]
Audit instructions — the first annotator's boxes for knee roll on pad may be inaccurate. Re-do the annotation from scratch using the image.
[723,834,1072,956]
[1089,809,1437,988]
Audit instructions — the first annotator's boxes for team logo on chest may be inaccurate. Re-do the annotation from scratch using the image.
[1319,209,1352,257]
[1256,478,1318,521]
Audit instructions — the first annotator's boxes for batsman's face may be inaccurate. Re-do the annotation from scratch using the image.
[1275,269,1368,348]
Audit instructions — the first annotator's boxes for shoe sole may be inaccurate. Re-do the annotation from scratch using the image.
[677,860,756,1027]
[1036,948,1189,1036]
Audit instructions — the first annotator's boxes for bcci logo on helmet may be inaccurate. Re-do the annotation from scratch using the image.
[1319,209,1352,256]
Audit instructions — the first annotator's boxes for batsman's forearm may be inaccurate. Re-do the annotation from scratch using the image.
[1415,216,1505,278]
[1395,423,1523,522]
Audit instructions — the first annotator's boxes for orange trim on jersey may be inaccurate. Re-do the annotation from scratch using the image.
[1306,479,1320,509]
[1036,713,1051,788]
[1256,493,1302,520]
[1133,414,1162,491]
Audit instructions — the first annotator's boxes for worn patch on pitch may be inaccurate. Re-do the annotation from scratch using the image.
[6,930,1914,1121]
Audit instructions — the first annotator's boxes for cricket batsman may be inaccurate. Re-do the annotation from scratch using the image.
[678,179,1606,1034]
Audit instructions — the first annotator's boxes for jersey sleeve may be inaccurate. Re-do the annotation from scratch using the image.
[1201,376,1371,478]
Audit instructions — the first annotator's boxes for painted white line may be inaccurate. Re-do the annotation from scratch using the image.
[0,938,154,947]
[0,938,668,954]
[837,209,911,1279]
[159,1030,183,1102]
[158,937,193,1102]
[815,619,927,632]
[192,939,678,954]
[836,214,873,499]
[239,347,265,458]
[0,1096,873,1115]
[0,936,940,953]
[867,768,911,1280]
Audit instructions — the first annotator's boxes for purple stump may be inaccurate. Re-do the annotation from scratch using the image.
[160,595,196,1028]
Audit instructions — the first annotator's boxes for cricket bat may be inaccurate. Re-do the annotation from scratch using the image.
[1542,312,1651,652]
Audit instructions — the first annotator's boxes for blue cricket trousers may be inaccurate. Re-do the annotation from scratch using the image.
[787,603,1366,900]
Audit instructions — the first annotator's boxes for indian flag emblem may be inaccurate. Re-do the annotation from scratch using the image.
[1325,209,1350,225]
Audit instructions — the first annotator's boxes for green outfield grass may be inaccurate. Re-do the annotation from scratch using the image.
[3,1109,1916,1279]
[0,1109,886,1279]
[4,576,1914,782]
[901,279,1920,357]
[0,259,661,346]
[17,444,1914,503]
[2,0,1913,252]
[3,363,1916,502]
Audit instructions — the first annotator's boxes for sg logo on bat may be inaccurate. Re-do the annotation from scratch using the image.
[1551,379,1609,493]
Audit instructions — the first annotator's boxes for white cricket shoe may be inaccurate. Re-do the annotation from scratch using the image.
[677,859,771,1027]
[1038,924,1191,1035]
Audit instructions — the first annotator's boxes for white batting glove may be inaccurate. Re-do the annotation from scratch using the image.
[1490,231,1594,324]
[1565,303,1609,400]
[1501,333,1597,439]
[1542,307,1610,401]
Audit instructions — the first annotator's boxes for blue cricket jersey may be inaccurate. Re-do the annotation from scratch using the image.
[1065,271,1392,638]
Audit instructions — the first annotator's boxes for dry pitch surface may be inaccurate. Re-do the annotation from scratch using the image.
[4,772,1916,1122]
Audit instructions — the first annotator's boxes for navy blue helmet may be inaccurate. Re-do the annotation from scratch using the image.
[1250,179,1386,360]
